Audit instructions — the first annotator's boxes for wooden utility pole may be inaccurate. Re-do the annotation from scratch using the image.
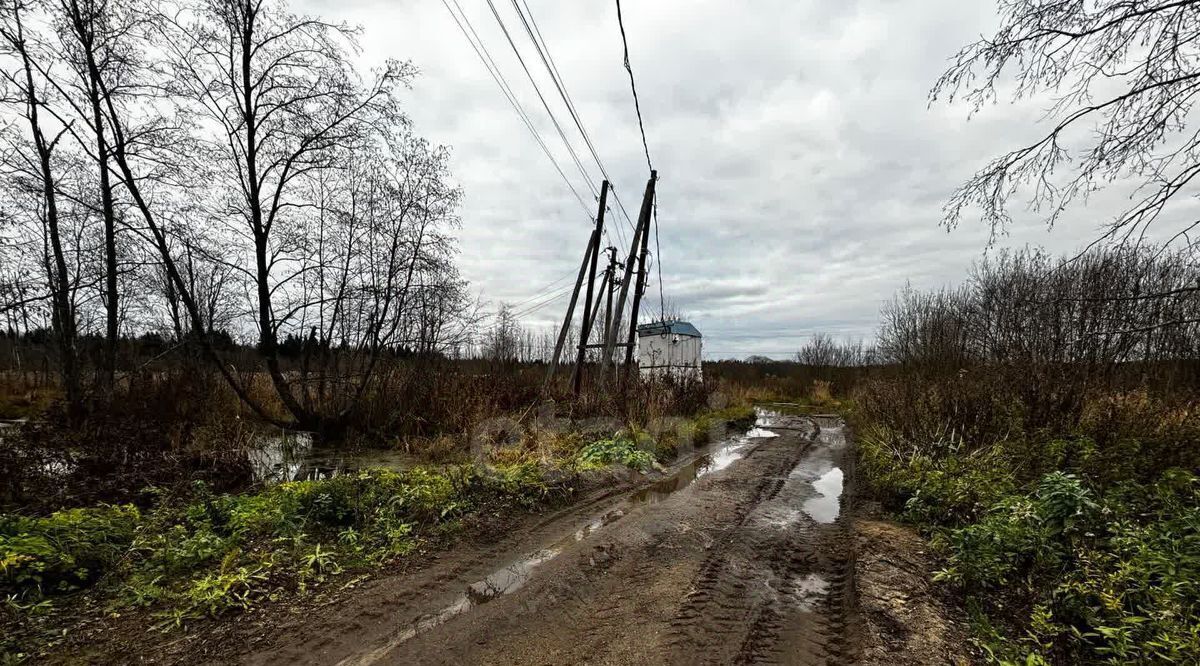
[623,193,655,372]
[602,171,657,373]
[544,182,608,387]
[572,181,608,395]
[604,246,617,348]
[570,268,609,390]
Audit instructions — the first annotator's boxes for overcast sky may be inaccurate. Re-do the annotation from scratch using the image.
[295,0,1148,359]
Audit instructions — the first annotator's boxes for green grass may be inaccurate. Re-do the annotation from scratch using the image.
[0,463,560,659]
[575,437,657,472]
[858,417,1200,664]
[0,405,761,661]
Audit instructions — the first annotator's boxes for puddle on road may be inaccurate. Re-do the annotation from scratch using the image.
[350,410,798,662]
[791,573,830,612]
[345,548,564,666]
[757,422,846,530]
[631,423,780,504]
[573,507,626,541]
[802,468,844,524]
[464,548,562,603]
[745,427,778,438]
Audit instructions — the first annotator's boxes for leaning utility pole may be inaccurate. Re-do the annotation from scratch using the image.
[623,193,655,373]
[544,181,608,387]
[571,181,608,395]
[570,266,610,391]
[601,171,657,374]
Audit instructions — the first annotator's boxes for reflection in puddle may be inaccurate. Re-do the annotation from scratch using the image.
[464,548,561,604]
[575,508,625,541]
[347,548,563,665]
[249,432,420,485]
[701,438,750,475]
[802,467,843,523]
[745,427,778,438]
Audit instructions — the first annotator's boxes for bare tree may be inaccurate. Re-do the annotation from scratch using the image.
[934,0,1200,247]
[53,0,135,388]
[0,0,471,431]
[0,0,83,417]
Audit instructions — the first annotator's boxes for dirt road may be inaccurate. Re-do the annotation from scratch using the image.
[242,410,856,665]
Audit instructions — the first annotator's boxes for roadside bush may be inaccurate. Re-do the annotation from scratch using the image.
[575,437,656,472]
[857,371,1200,663]
[1,505,140,598]
[1,462,564,626]
[932,470,1200,664]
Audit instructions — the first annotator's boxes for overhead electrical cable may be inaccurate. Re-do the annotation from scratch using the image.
[615,0,653,173]
[484,0,600,204]
[511,0,638,237]
[506,270,578,310]
[441,0,593,220]
[614,0,665,322]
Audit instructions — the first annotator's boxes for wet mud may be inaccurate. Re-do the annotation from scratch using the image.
[236,409,859,665]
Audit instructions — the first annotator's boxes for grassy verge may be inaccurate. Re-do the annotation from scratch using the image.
[856,388,1200,664]
[1,404,757,661]
[0,463,555,659]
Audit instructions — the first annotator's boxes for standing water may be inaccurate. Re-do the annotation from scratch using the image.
[248,431,421,484]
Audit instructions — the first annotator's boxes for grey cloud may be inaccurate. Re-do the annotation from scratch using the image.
[295,0,1189,358]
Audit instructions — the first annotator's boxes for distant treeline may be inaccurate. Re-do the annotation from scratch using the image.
[710,244,1200,398]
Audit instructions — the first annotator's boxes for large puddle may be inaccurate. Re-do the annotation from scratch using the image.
[790,421,847,525]
[249,432,420,484]
[802,468,844,523]
[348,410,794,663]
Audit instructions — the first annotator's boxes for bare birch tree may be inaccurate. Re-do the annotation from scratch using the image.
[935,0,1200,247]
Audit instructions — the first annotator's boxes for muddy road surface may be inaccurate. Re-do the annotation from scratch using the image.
[248,411,855,665]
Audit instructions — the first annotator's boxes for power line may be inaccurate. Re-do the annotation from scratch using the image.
[511,284,574,319]
[484,0,600,204]
[506,270,577,310]
[614,0,653,173]
[441,0,593,220]
[484,0,636,256]
[511,272,599,320]
[512,0,638,238]
[612,0,663,325]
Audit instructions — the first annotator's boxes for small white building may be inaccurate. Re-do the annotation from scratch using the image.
[637,320,703,379]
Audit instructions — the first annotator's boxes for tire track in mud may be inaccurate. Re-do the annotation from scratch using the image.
[664,417,854,666]
[245,411,856,666]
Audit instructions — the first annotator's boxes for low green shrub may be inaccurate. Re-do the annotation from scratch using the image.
[575,437,656,472]
[1,505,140,597]
[1,462,560,628]
[931,470,1200,664]
[934,472,1098,590]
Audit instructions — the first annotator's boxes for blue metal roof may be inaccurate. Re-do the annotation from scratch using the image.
[637,320,702,338]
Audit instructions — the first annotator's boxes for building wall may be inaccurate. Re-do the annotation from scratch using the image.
[638,334,702,379]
